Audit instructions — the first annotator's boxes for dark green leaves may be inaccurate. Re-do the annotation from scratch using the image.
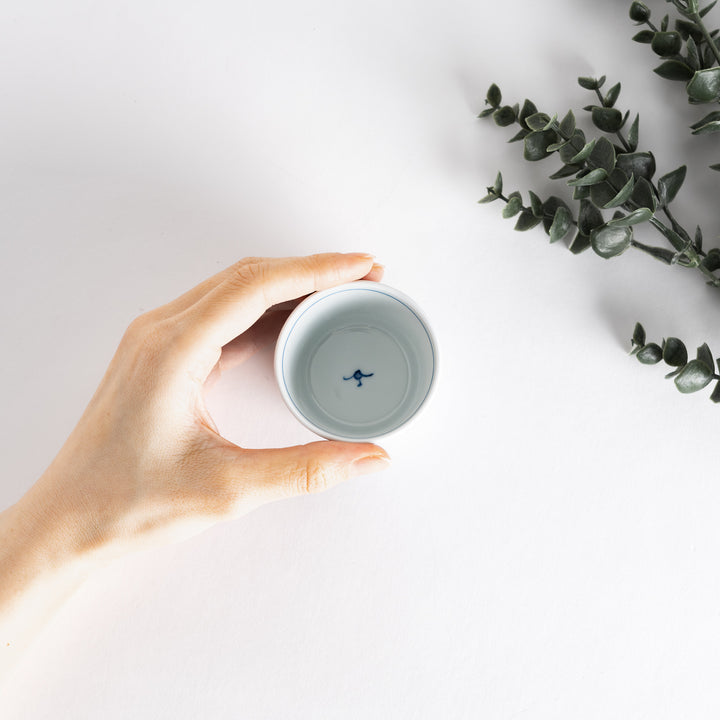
[616,151,656,181]
[591,107,624,133]
[651,31,683,56]
[578,76,606,91]
[654,60,695,81]
[591,224,633,258]
[675,360,714,392]
[487,84,502,108]
[493,106,516,126]
[567,168,608,187]
[690,110,720,134]
[629,1,651,22]
[631,325,720,400]
[548,206,573,243]
[687,67,720,102]
[523,130,557,161]
[637,343,663,363]
[478,172,503,204]
[657,166,687,206]
[662,337,688,366]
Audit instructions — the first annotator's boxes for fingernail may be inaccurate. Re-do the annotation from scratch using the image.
[345,252,376,262]
[349,453,391,477]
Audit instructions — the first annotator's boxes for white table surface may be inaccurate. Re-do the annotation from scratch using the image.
[3,0,720,717]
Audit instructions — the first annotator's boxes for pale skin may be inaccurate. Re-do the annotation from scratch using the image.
[0,252,390,685]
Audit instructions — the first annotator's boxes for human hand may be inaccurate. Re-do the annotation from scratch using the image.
[26,252,391,559]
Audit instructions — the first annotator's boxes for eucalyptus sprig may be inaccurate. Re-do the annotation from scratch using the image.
[630,0,720,163]
[631,322,720,400]
[479,77,720,287]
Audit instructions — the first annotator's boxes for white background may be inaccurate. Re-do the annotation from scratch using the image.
[3,0,720,717]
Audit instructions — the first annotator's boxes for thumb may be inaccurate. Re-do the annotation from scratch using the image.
[235,441,391,504]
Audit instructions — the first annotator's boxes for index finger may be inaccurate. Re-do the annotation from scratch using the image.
[180,252,376,352]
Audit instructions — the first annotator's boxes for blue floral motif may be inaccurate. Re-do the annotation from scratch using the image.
[343,369,374,387]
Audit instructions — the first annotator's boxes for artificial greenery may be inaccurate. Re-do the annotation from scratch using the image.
[479,0,720,402]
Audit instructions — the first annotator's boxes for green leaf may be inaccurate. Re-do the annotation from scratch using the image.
[567,168,609,187]
[607,207,654,226]
[478,191,500,204]
[589,136,616,174]
[525,112,552,131]
[710,164,720,171]
[701,248,720,272]
[578,76,601,90]
[657,166,686,206]
[637,343,663,364]
[617,152,656,180]
[493,172,503,195]
[691,121,720,135]
[686,36,700,71]
[710,380,720,403]
[493,106,516,127]
[654,60,695,81]
[569,138,597,164]
[487,84,502,107]
[558,130,587,164]
[630,176,658,210]
[700,0,717,17]
[675,359,714,393]
[697,342,714,370]
[541,197,570,234]
[663,337,688,366]
[651,31,682,56]
[573,185,591,201]
[546,140,569,152]
[568,231,592,254]
[629,1,651,22]
[661,14,669,32]
[633,29,655,43]
[578,199,605,236]
[602,173,634,208]
[518,99,538,125]
[687,67,720,102]
[528,190,543,217]
[549,164,584,179]
[523,130,557,161]
[590,180,617,209]
[559,110,576,137]
[591,224,633,258]
[591,107,624,133]
[700,1,718,18]
[507,128,530,143]
[502,194,523,218]
[514,210,542,231]
[604,82,621,108]
[632,322,647,349]
[549,206,573,243]
[695,225,703,253]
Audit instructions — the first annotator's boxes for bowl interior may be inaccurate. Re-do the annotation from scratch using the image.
[277,284,435,440]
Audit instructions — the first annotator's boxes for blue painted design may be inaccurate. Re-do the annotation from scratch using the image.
[343,369,374,387]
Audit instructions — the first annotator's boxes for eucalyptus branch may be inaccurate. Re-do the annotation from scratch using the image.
[630,0,720,165]
[631,322,720,401]
[479,77,720,287]
[478,4,720,406]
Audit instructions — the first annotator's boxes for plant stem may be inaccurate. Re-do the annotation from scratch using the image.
[690,11,720,65]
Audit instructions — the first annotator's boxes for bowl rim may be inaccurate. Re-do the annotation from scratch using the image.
[273,280,438,442]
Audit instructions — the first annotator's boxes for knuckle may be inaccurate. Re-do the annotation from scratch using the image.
[121,313,176,366]
[297,458,332,495]
[231,258,266,286]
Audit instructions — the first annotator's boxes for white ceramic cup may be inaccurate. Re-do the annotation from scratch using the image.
[274,281,438,442]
